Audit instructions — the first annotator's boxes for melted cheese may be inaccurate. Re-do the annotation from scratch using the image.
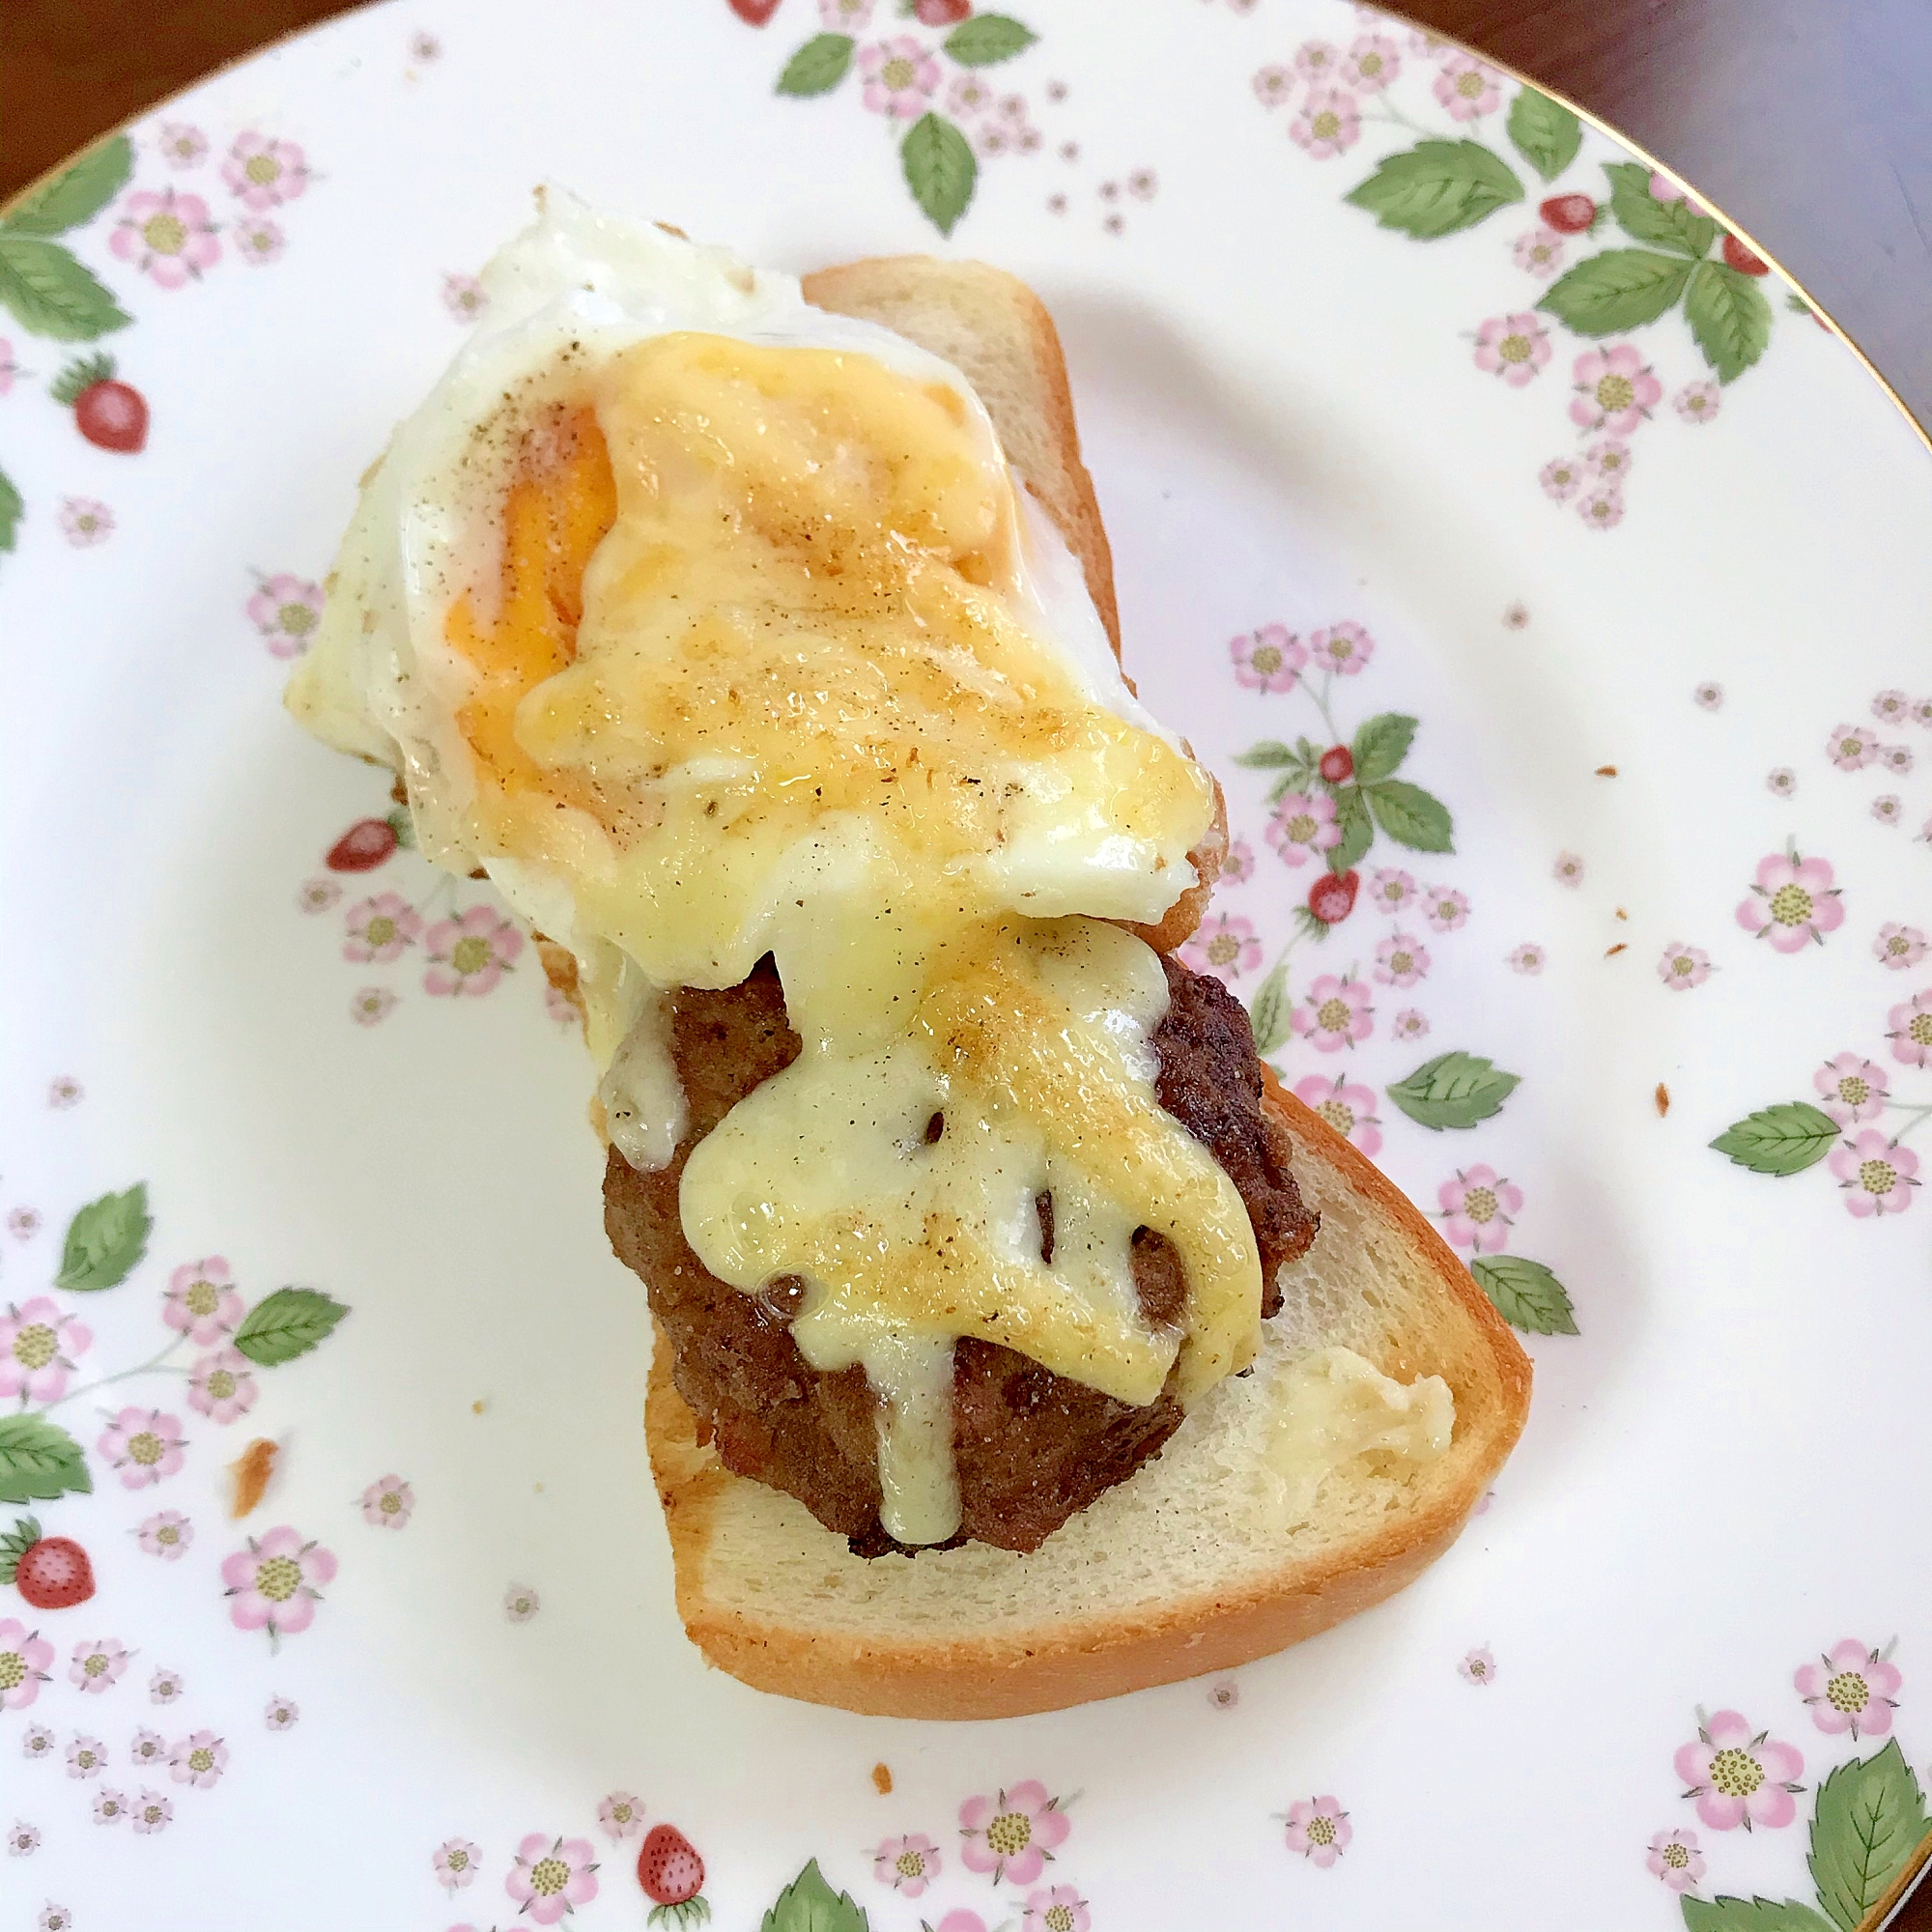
[288,200,1275,1546]
[1264,1348,1455,1523]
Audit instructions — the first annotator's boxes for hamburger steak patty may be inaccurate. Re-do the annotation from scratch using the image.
[605,952,1318,1554]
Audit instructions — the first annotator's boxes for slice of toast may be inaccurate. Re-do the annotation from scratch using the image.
[639,260,1532,1719]
[649,1079,1531,1719]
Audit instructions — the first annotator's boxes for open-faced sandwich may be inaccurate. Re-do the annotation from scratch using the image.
[287,191,1531,1719]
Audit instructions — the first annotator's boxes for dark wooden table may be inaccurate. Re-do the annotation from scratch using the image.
[3,4,1929,1922]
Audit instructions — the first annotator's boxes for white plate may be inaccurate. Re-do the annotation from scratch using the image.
[2,3,1929,1928]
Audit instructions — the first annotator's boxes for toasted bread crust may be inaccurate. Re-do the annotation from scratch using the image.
[645,1081,1533,1719]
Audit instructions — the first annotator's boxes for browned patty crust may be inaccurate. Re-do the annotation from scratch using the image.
[604,953,1317,1554]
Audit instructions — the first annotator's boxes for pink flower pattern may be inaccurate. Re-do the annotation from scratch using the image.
[1266,790,1341,867]
[221,132,311,211]
[1513,227,1565,278]
[874,1833,941,1895]
[1220,838,1256,884]
[1675,381,1721,424]
[1570,344,1662,435]
[58,498,114,547]
[0,1619,54,1710]
[137,1511,193,1560]
[1459,1646,1497,1686]
[1309,620,1374,674]
[1293,1075,1382,1158]
[598,1793,643,1840]
[436,1836,482,1890]
[1291,88,1361,159]
[1179,911,1264,983]
[1367,867,1417,913]
[1540,455,1583,500]
[234,217,286,266]
[1828,1131,1918,1216]
[168,1730,227,1789]
[1252,66,1293,108]
[1343,35,1401,92]
[187,1347,258,1424]
[221,1525,338,1643]
[351,986,398,1026]
[1373,930,1430,988]
[1875,923,1927,970]
[1647,1827,1705,1891]
[425,905,525,996]
[1434,53,1501,118]
[1795,1639,1902,1739]
[1020,1886,1090,1932]
[1437,1165,1521,1253]
[504,1833,599,1924]
[156,123,209,169]
[1283,1795,1351,1866]
[1423,884,1469,931]
[1658,943,1712,990]
[0,1296,91,1403]
[163,1258,242,1345]
[1508,943,1546,975]
[109,187,219,288]
[1293,39,1340,80]
[130,1789,172,1835]
[97,1407,186,1489]
[344,893,422,963]
[1291,974,1374,1053]
[360,1474,415,1529]
[1889,989,1932,1067]
[1815,1054,1889,1124]
[1230,623,1305,693]
[1392,1007,1430,1040]
[1674,1711,1804,1831]
[441,273,489,323]
[857,38,940,119]
[1826,722,1877,770]
[69,1639,130,1694]
[959,1780,1069,1886]
[247,572,326,657]
[1472,313,1551,387]
[1577,484,1625,531]
[1736,849,1845,952]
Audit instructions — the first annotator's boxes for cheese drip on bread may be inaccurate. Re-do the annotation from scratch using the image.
[288,199,1264,1544]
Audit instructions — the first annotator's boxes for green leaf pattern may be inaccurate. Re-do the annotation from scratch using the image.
[0,135,134,349]
[1470,1256,1578,1336]
[2,134,133,238]
[1539,248,1696,336]
[900,113,978,237]
[1386,1052,1520,1131]
[1344,139,1524,240]
[1711,1103,1840,1177]
[233,1287,352,1367]
[1686,259,1775,383]
[55,1184,152,1291]
[1603,160,1719,258]
[776,34,854,97]
[1809,1742,1929,1931]
[0,1416,94,1505]
[1506,89,1581,183]
[760,1860,870,1932]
